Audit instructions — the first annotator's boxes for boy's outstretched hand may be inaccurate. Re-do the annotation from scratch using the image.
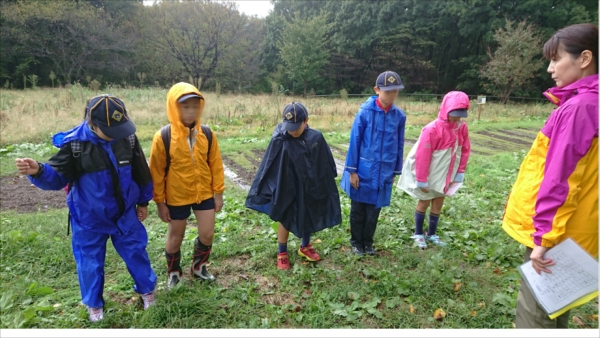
[157,203,171,223]
[15,158,40,176]
[350,172,360,189]
[214,193,224,213]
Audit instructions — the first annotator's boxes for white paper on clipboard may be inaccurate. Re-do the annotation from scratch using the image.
[445,182,462,196]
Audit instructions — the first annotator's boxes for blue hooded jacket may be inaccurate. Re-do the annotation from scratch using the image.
[341,96,406,208]
[29,122,153,235]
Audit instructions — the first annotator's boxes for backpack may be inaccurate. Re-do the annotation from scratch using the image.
[160,124,212,177]
[65,134,137,236]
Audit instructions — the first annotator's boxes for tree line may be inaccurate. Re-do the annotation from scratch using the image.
[1,0,597,100]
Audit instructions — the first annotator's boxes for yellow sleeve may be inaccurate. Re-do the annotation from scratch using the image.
[208,131,225,194]
[149,131,167,204]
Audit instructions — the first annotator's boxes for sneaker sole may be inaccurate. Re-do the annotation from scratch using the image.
[298,250,320,262]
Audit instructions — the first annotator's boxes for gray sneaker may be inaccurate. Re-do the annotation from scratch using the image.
[141,292,155,310]
[426,235,447,247]
[86,306,104,322]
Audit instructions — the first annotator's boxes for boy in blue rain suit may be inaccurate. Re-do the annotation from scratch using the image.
[15,95,157,322]
[341,71,406,256]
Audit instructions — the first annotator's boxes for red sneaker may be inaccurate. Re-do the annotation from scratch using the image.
[277,253,290,270]
[298,244,321,262]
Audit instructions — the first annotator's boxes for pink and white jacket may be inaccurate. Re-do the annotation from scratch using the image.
[398,91,471,199]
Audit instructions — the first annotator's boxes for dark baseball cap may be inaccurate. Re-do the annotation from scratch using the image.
[86,94,135,140]
[281,102,309,131]
[376,71,404,91]
[448,109,468,118]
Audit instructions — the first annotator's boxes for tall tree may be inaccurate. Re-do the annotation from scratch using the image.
[147,0,247,90]
[2,0,137,84]
[278,12,330,96]
[480,19,543,104]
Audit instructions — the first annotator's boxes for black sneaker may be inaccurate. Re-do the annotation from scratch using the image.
[364,245,376,256]
[192,263,216,281]
[352,245,365,257]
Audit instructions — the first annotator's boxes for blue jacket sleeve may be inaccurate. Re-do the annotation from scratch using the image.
[394,113,406,175]
[29,164,71,190]
[29,143,77,190]
[345,111,366,173]
[138,182,154,205]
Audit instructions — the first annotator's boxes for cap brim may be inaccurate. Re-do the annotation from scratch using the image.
[178,94,202,103]
[282,121,303,131]
[97,120,136,140]
[448,109,468,118]
[380,84,404,91]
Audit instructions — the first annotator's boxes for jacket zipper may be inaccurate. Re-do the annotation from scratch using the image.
[189,127,200,203]
[378,111,387,192]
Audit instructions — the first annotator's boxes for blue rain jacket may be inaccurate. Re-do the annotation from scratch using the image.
[29,122,153,235]
[341,96,406,208]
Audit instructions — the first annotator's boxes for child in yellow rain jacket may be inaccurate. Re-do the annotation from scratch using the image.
[149,82,225,290]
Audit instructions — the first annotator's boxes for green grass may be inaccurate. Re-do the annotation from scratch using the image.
[1,93,598,328]
[1,150,598,328]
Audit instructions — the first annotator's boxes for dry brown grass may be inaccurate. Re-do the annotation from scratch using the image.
[0,86,552,145]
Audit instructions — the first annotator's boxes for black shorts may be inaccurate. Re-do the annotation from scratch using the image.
[167,198,215,220]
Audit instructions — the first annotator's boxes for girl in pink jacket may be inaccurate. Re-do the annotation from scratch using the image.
[397,91,471,249]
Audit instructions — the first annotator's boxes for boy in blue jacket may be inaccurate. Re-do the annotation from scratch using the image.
[341,71,406,256]
[15,95,157,322]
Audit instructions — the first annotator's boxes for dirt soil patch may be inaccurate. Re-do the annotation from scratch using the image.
[222,155,256,186]
[502,130,538,140]
[477,131,534,147]
[250,148,266,157]
[0,175,67,213]
[242,151,262,170]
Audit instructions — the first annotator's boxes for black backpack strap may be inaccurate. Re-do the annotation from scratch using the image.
[200,124,212,165]
[66,140,81,236]
[160,124,171,177]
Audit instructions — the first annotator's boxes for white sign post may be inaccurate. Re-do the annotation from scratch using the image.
[477,95,486,120]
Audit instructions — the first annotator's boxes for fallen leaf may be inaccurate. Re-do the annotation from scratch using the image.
[239,274,249,281]
[462,252,469,258]
[485,262,491,268]
[478,301,486,308]
[470,310,477,317]
[206,262,212,267]
[294,305,302,312]
[586,314,598,321]
[313,238,322,244]
[53,303,61,308]
[572,316,586,327]
[512,322,516,328]
[453,282,462,292]
[434,308,446,321]
[409,305,415,313]
[493,267,502,275]
[220,304,228,309]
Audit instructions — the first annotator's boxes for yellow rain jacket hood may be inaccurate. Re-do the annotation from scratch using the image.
[149,82,225,206]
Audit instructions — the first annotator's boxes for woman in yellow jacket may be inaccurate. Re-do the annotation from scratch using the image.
[502,24,598,328]
[150,82,225,289]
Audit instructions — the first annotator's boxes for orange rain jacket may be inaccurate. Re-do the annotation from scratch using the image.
[149,82,225,206]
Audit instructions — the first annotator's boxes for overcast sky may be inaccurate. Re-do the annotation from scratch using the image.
[142,1,273,18]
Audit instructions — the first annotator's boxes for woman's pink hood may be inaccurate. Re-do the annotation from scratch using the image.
[438,91,470,121]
